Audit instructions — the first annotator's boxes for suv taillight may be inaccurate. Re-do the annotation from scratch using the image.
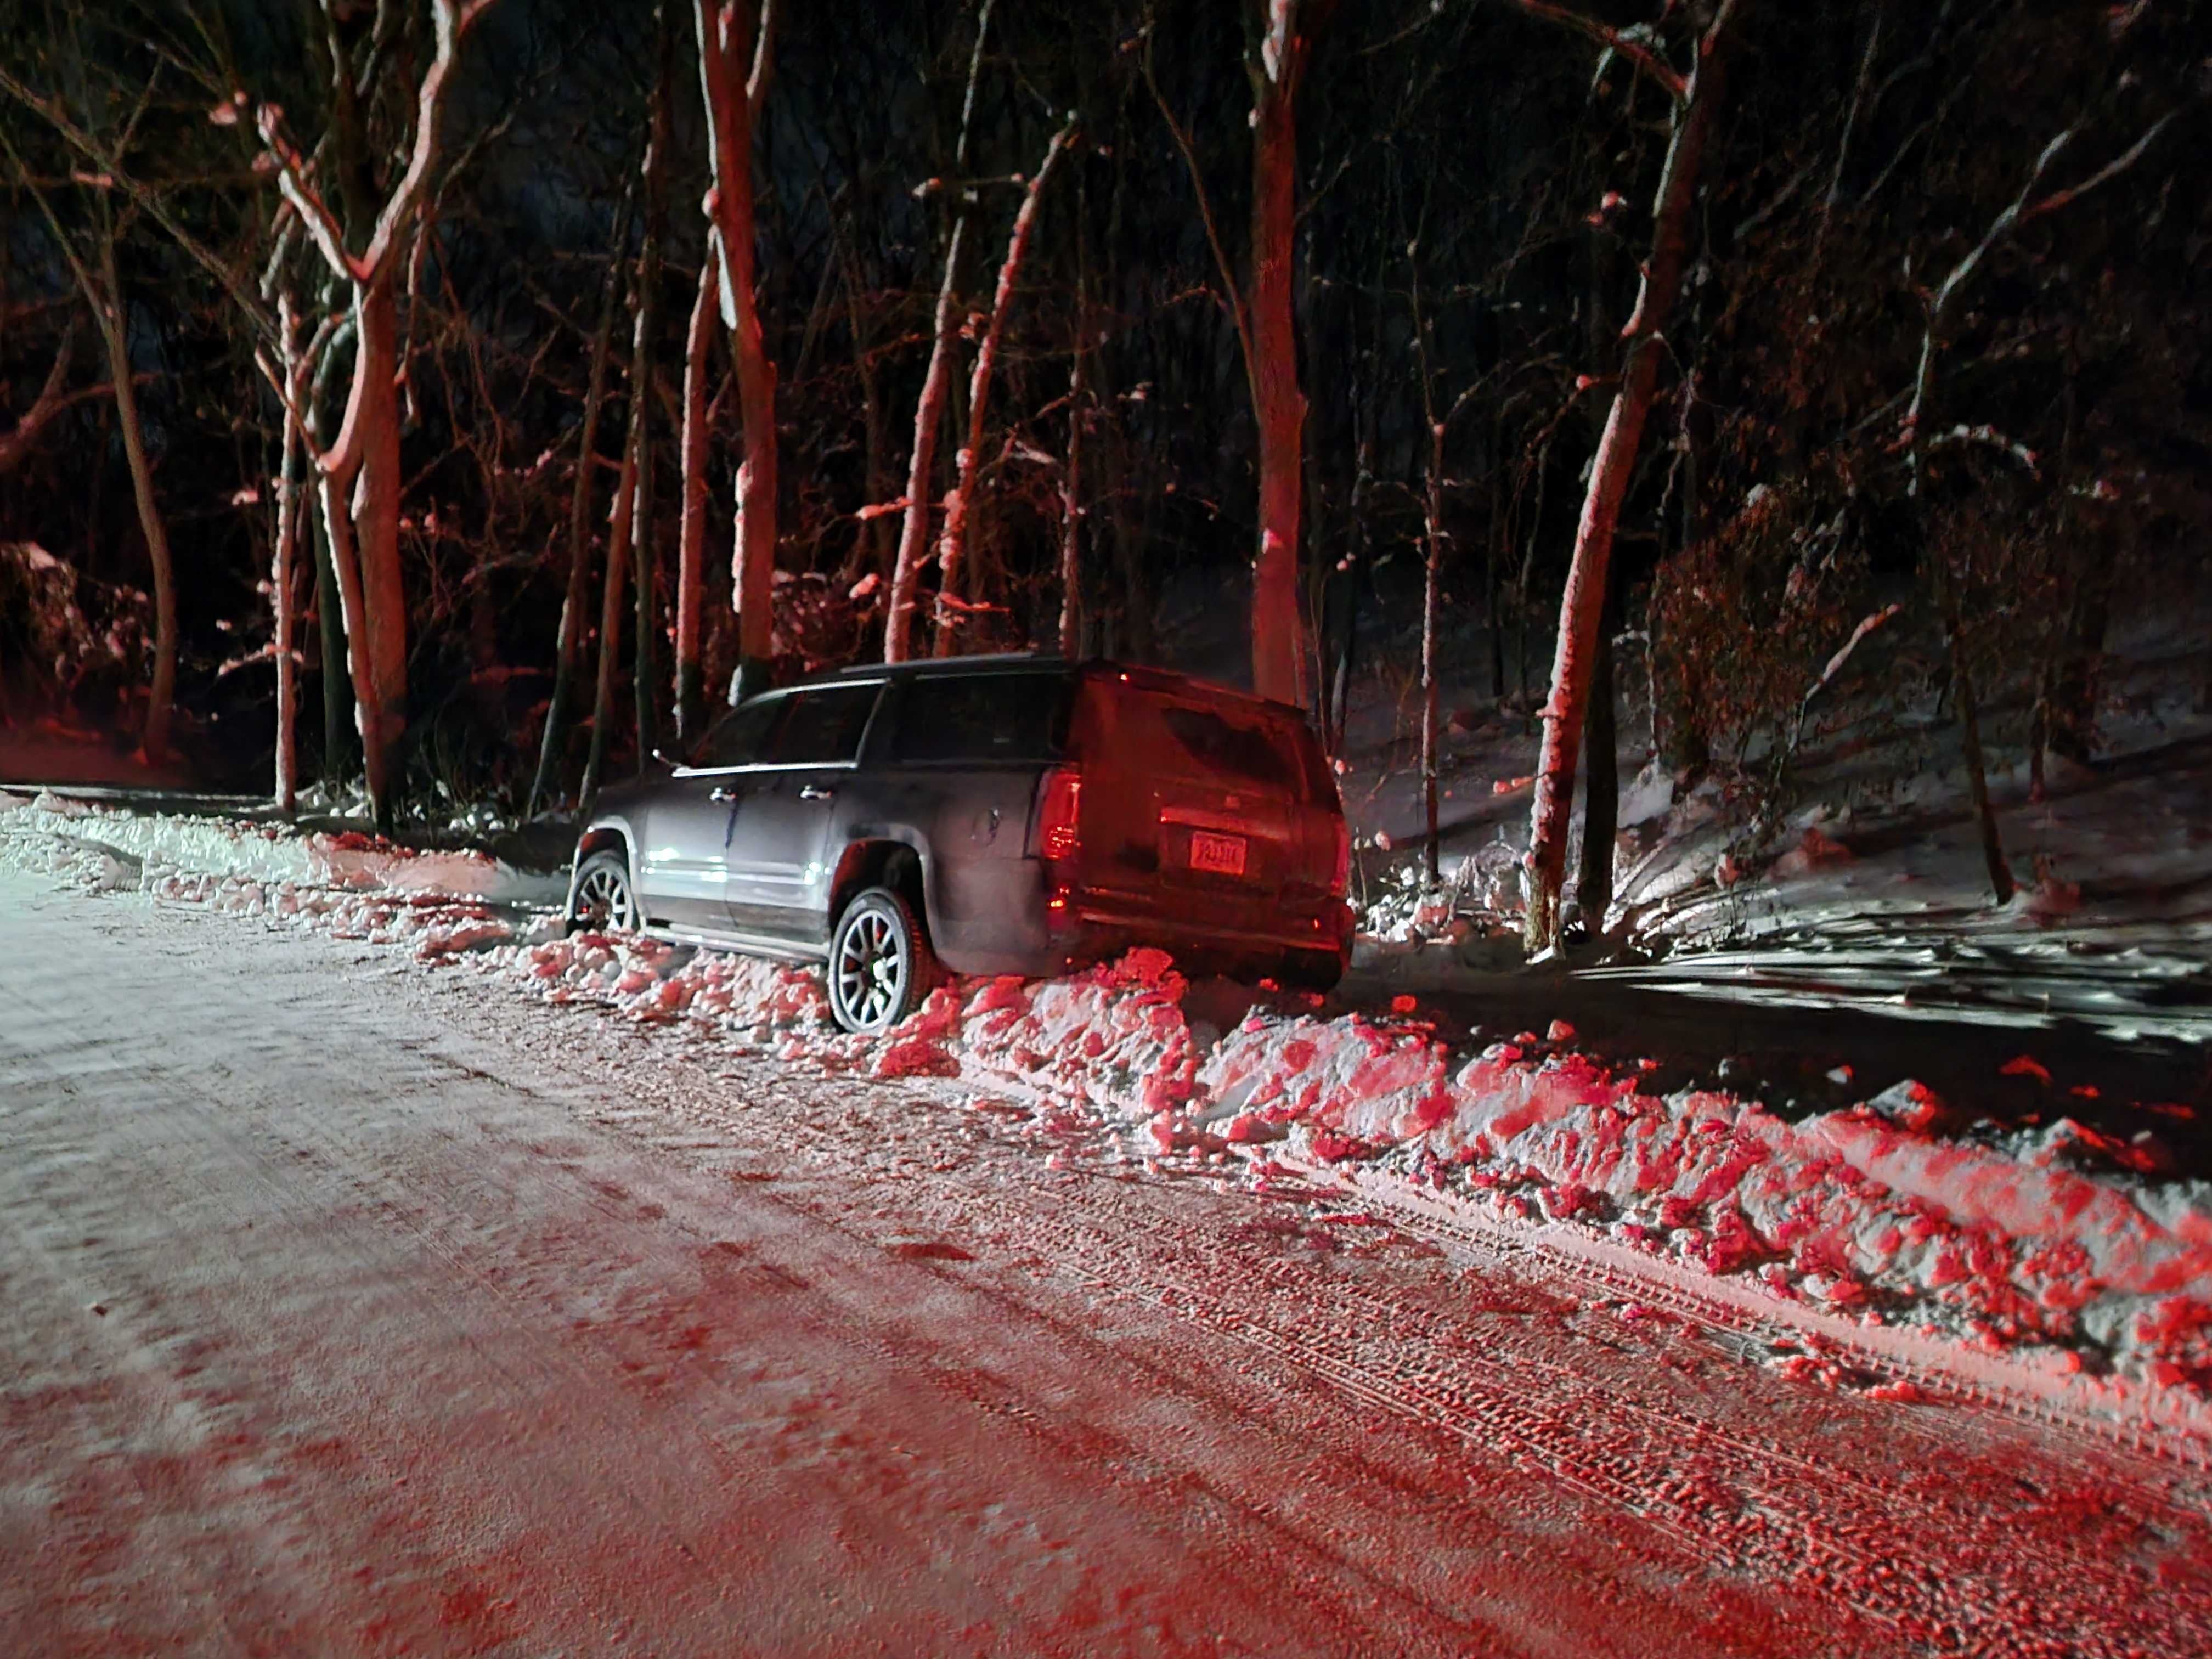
[1329,815,1350,898]
[1038,766,1082,861]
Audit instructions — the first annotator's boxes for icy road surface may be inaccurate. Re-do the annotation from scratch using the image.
[4,868,2212,1657]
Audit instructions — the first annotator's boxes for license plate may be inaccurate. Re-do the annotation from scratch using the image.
[1188,830,1248,876]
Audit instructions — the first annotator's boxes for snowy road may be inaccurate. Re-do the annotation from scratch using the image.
[6,870,2212,1656]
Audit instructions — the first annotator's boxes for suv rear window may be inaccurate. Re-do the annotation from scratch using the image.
[1107,689,1327,800]
[886,672,1074,764]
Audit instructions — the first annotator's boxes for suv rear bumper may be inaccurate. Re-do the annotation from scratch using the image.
[1045,893,1353,975]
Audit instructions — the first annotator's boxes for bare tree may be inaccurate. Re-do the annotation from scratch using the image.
[1520,0,1744,956]
[884,0,995,664]
[630,2,675,767]
[695,0,778,701]
[933,114,1078,656]
[525,180,634,819]
[257,0,501,828]
[1903,100,2183,905]
[674,252,717,743]
[1245,0,1316,708]
[1146,0,1321,706]
[2,119,179,766]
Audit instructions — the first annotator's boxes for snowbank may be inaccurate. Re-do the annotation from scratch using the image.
[0,789,558,905]
[472,917,2212,1406]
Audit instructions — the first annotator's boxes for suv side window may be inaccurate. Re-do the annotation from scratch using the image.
[887,672,1074,763]
[693,698,780,769]
[764,684,881,765]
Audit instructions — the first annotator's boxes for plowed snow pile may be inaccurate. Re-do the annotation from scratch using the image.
[483,925,2212,1406]
[0,791,531,959]
[7,788,2209,1419]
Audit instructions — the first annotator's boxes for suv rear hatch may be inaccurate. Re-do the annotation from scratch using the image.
[1050,668,1344,951]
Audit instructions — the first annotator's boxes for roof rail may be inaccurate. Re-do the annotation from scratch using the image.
[828,651,1065,678]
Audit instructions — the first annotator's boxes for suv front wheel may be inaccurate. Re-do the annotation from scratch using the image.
[569,848,639,933]
[827,885,937,1034]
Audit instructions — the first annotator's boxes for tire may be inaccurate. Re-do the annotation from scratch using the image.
[567,848,639,934]
[1279,947,1346,994]
[826,885,938,1035]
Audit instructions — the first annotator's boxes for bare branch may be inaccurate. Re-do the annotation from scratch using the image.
[1506,0,1687,102]
[0,60,276,339]
[748,0,777,108]
[354,0,501,279]
[2021,105,2185,223]
[1139,25,1257,406]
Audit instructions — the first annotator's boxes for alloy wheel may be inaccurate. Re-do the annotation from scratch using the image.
[833,906,905,1030]
[573,859,636,931]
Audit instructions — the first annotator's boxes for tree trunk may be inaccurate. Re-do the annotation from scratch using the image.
[886,222,968,662]
[696,0,780,703]
[527,186,633,817]
[1523,2,1742,955]
[630,9,672,770]
[1057,340,1084,659]
[308,487,351,788]
[1247,0,1312,709]
[94,233,175,769]
[1575,624,1618,931]
[273,381,303,814]
[1420,419,1444,888]
[1937,566,2014,903]
[933,119,1078,656]
[675,254,716,742]
[582,417,642,807]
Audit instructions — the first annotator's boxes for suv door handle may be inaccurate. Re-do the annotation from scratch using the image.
[710,786,738,803]
[798,783,835,802]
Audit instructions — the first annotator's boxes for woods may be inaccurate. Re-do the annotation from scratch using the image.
[2,0,2207,936]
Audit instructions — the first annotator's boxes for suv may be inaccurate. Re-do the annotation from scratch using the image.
[564,656,1352,1032]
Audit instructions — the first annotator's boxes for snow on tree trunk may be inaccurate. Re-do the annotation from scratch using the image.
[1248,0,1312,709]
[695,0,778,704]
[675,255,716,742]
[310,490,350,787]
[1522,1,1742,956]
[344,274,411,829]
[934,117,1077,658]
[1057,334,1085,658]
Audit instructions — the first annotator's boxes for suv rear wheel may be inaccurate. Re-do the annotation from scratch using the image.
[827,885,937,1034]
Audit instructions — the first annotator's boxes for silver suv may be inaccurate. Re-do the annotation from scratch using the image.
[565,655,1352,1032]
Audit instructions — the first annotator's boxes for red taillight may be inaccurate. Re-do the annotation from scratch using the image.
[1329,816,1350,897]
[1039,766,1082,862]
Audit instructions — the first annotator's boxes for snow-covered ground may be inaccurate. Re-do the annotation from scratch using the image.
[1342,600,2212,1051]
[7,783,2212,1447]
[15,866,2212,1654]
